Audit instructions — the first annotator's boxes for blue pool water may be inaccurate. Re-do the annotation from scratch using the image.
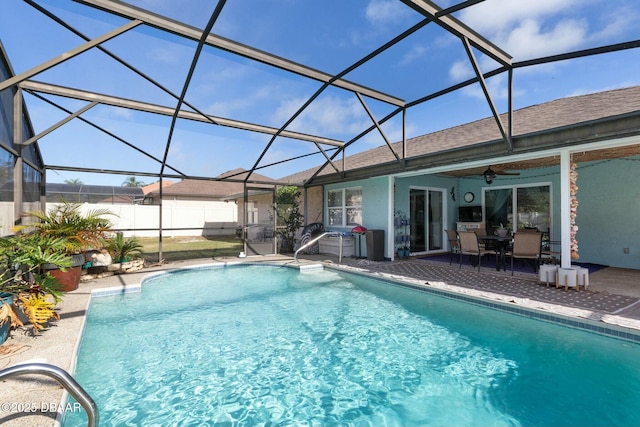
[64,265,640,426]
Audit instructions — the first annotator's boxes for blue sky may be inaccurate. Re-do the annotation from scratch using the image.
[1,0,639,186]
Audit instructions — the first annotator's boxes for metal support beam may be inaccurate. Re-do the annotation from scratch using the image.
[508,68,513,148]
[23,0,231,147]
[280,18,432,185]
[0,20,141,92]
[23,101,98,147]
[13,88,23,226]
[462,36,511,151]
[305,106,405,185]
[399,0,511,66]
[158,176,164,262]
[311,142,342,175]
[436,0,485,17]
[356,92,402,165]
[74,0,405,107]
[25,90,186,177]
[20,80,344,147]
[402,108,407,166]
[159,0,226,178]
[514,39,640,69]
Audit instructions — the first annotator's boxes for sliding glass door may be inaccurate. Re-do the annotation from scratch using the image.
[409,187,445,254]
[484,184,551,235]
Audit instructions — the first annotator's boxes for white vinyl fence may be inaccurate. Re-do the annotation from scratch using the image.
[49,201,239,238]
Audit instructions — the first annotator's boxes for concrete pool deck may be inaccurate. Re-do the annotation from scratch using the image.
[1,254,640,426]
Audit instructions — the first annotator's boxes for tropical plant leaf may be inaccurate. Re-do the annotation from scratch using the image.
[17,293,59,332]
[0,301,24,329]
[26,201,116,252]
[105,233,143,262]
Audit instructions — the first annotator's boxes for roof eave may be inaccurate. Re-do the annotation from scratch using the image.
[304,112,640,187]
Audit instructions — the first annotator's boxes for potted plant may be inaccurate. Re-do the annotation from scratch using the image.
[22,202,115,291]
[403,245,411,258]
[495,223,510,238]
[0,233,71,343]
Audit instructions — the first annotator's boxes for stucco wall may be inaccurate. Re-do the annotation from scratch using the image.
[304,186,324,224]
[325,176,391,257]
[574,157,640,269]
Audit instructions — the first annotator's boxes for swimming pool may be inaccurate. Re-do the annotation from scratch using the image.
[64,264,640,426]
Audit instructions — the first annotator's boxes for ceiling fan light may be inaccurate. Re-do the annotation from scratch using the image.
[483,167,496,184]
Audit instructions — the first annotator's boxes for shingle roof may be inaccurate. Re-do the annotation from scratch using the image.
[281,85,640,184]
[142,180,175,195]
[154,169,277,198]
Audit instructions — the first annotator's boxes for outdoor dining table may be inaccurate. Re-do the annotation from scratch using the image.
[478,235,513,271]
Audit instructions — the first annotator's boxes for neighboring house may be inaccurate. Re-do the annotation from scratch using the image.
[141,180,175,203]
[143,169,278,238]
[282,86,640,269]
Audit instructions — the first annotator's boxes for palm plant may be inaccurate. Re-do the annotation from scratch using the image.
[17,202,116,292]
[25,202,115,254]
[122,176,145,187]
[105,233,143,263]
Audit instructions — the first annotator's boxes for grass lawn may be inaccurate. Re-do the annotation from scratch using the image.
[138,236,243,263]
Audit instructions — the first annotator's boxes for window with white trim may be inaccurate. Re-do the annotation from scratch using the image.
[327,187,362,227]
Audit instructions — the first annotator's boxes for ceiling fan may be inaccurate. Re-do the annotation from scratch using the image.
[482,166,520,184]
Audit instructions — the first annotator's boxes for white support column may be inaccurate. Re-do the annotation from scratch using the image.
[388,176,395,261]
[560,150,572,268]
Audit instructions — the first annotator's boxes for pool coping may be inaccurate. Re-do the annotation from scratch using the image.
[1,256,640,427]
[324,264,640,344]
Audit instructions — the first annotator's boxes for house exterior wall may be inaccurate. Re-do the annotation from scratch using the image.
[305,186,324,224]
[453,158,640,269]
[324,155,640,269]
[324,176,391,257]
[574,156,640,269]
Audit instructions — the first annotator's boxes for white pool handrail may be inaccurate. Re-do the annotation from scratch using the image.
[0,362,98,427]
[294,231,344,263]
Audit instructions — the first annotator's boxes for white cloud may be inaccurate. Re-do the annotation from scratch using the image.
[449,60,473,81]
[205,84,275,118]
[272,96,369,137]
[587,5,638,43]
[502,18,587,60]
[400,44,429,66]
[149,45,188,66]
[458,73,524,102]
[567,81,640,97]
[365,0,411,26]
[458,0,588,60]
[459,0,581,35]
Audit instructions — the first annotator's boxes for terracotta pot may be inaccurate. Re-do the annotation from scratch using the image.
[42,254,86,292]
[46,266,82,292]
